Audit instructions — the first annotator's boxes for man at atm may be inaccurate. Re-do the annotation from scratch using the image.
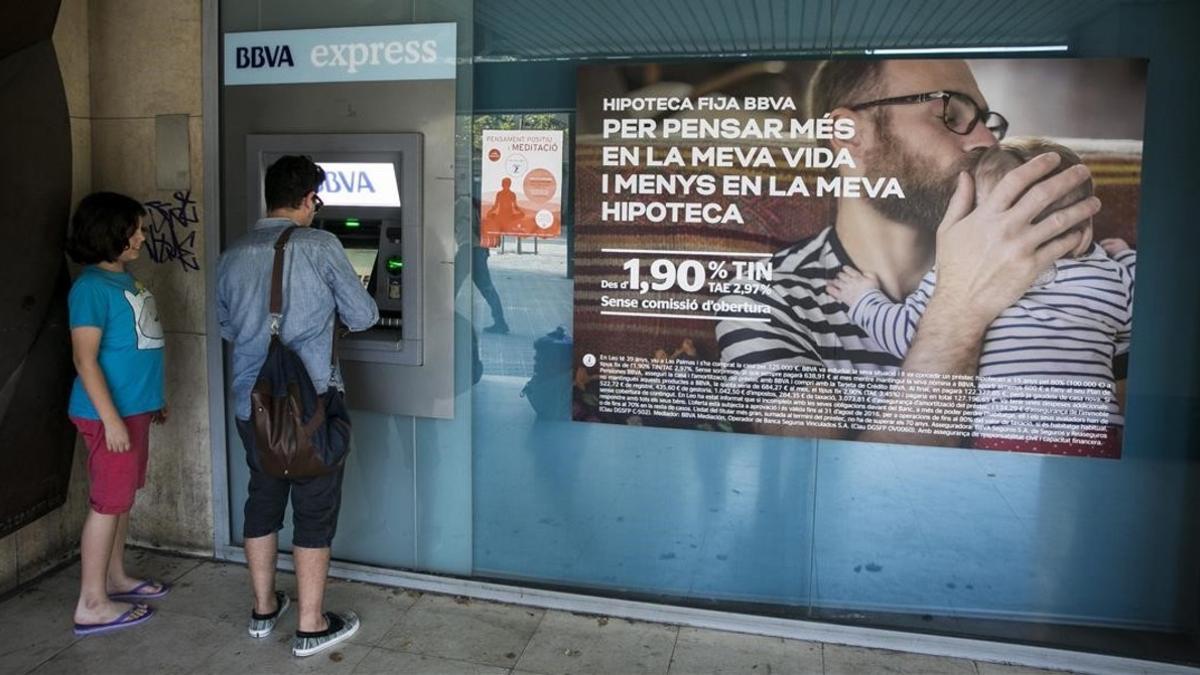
[216,155,378,657]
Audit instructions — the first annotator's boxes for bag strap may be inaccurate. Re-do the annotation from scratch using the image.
[270,225,344,368]
[268,225,299,335]
[331,317,342,367]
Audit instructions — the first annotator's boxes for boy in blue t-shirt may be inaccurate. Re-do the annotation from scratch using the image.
[65,192,169,636]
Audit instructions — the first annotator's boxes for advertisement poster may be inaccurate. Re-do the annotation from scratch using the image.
[481,129,564,247]
[572,58,1146,458]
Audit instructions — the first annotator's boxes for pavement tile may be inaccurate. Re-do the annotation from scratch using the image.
[515,610,678,675]
[667,626,823,674]
[377,593,543,668]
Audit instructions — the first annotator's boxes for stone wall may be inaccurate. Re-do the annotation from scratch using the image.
[0,0,211,595]
[88,0,211,554]
[0,0,96,594]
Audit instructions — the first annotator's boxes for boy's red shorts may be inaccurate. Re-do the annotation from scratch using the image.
[70,413,154,515]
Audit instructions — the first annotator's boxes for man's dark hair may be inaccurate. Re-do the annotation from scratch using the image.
[807,60,885,119]
[264,155,326,211]
[66,191,147,265]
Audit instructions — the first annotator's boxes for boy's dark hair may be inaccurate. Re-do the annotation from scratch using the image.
[66,191,147,265]
[264,155,326,211]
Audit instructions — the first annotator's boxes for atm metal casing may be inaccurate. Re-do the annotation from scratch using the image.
[245,133,450,418]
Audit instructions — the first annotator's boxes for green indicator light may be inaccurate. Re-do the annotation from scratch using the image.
[386,256,404,273]
[344,218,360,228]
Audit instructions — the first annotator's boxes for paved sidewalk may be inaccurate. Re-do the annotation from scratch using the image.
[0,549,1074,675]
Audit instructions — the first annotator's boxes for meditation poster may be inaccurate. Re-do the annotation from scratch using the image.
[480,129,564,247]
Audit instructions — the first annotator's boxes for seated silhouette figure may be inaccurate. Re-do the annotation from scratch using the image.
[487,177,524,228]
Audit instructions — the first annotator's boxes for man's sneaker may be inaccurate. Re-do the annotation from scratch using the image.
[292,610,360,657]
[248,591,291,638]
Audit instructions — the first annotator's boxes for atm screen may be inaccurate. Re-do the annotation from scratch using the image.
[345,248,378,290]
[316,162,401,208]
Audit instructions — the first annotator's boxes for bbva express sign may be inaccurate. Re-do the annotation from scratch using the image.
[224,23,456,85]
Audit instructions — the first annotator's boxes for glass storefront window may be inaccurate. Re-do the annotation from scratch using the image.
[214,0,1200,666]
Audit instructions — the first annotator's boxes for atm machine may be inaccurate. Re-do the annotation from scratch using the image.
[245,133,451,418]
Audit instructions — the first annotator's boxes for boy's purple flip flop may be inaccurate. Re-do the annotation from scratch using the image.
[74,605,155,637]
[108,580,171,602]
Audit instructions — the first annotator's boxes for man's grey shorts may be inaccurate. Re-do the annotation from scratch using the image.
[236,418,345,548]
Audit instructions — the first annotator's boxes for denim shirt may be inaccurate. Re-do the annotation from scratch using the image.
[217,218,379,420]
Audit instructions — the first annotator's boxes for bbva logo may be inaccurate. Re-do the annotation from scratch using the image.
[321,171,377,194]
[234,45,295,69]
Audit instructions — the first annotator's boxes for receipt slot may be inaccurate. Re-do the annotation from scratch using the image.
[246,133,451,417]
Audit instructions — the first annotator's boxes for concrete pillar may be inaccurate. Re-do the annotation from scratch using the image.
[0,0,94,591]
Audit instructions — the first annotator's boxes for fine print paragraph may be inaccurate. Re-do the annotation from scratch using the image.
[595,354,1115,445]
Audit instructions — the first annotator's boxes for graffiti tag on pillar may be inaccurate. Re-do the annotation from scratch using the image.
[143,190,200,272]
